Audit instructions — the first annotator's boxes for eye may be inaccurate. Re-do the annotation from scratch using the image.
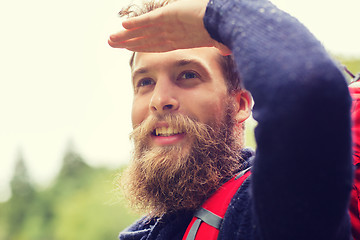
[179,71,200,80]
[137,78,155,87]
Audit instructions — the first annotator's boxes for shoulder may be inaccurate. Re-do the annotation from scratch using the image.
[119,217,155,240]
[218,177,255,240]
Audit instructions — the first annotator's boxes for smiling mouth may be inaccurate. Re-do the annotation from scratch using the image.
[153,127,183,137]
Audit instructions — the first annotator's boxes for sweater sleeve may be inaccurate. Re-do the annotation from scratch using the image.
[204,0,353,239]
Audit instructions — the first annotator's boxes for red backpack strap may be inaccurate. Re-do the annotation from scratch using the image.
[183,168,251,240]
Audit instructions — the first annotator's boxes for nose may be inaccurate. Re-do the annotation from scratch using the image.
[149,79,179,114]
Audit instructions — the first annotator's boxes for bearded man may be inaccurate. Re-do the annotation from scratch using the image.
[123,47,252,216]
[108,0,353,239]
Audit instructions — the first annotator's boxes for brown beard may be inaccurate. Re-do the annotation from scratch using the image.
[120,101,244,217]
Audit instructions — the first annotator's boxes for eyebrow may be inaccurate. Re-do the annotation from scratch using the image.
[132,67,149,80]
[132,59,206,81]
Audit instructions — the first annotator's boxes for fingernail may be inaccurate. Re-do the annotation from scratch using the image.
[109,34,118,41]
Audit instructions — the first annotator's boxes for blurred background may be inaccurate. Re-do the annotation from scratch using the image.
[0,0,359,239]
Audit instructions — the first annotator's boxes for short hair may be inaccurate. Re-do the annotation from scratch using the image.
[120,0,242,92]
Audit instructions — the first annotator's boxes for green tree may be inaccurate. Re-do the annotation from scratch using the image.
[0,144,141,240]
[10,151,35,198]
[57,142,91,179]
[5,150,36,240]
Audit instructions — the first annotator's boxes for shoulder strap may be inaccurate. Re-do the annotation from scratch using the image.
[183,168,251,240]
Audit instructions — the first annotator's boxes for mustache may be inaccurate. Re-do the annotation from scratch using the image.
[130,113,215,143]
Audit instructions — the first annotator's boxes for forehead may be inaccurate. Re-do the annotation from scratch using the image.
[131,47,223,77]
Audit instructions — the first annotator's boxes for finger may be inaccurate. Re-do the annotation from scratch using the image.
[122,8,161,30]
[108,37,145,48]
[109,25,155,43]
[214,42,232,56]
[218,45,232,56]
[108,34,174,52]
[119,38,182,52]
[110,33,170,49]
[124,39,212,53]
[125,43,176,53]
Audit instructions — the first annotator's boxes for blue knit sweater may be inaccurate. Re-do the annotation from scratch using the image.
[119,0,353,239]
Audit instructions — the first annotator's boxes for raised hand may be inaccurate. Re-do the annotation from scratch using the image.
[108,0,231,55]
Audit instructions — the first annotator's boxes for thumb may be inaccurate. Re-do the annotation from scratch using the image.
[214,42,232,56]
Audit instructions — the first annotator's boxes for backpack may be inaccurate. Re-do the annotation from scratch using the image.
[183,168,251,240]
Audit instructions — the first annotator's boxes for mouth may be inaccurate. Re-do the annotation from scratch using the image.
[153,126,183,137]
[151,126,186,146]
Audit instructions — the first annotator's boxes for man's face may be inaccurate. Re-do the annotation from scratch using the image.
[131,47,230,149]
[123,47,251,216]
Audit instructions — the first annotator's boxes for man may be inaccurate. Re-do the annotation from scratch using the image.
[109,0,353,239]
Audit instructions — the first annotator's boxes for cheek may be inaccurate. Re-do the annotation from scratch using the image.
[131,98,149,128]
[185,94,228,125]
[202,102,226,124]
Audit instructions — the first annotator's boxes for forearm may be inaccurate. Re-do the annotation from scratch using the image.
[204,0,352,239]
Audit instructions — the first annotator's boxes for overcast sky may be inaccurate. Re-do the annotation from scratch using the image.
[1,0,359,202]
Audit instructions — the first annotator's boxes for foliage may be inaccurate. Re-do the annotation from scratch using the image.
[0,148,140,240]
[336,55,360,82]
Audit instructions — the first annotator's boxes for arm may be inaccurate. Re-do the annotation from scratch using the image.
[205,1,352,239]
[109,0,353,239]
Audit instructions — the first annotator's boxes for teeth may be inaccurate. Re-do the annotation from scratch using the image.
[155,127,181,136]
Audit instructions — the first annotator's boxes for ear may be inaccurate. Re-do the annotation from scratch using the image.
[232,90,252,123]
